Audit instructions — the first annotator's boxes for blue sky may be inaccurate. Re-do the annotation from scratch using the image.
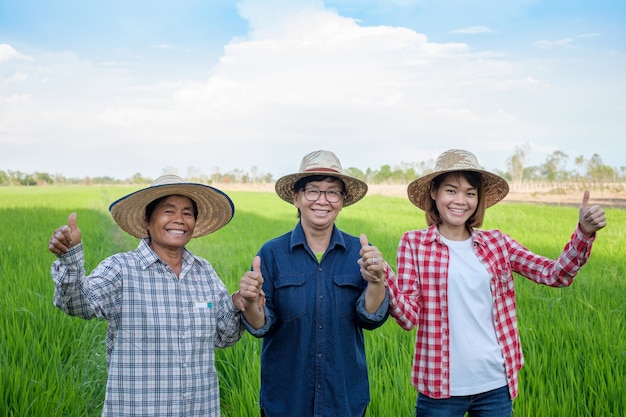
[1,0,625,180]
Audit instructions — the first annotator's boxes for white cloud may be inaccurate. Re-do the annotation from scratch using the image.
[533,38,575,49]
[0,44,31,62]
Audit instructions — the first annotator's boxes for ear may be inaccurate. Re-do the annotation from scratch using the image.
[430,186,437,201]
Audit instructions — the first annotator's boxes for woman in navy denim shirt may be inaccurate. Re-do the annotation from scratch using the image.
[242,150,391,417]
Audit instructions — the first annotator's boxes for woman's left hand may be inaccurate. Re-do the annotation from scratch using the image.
[579,190,607,236]
[358,234,385,284]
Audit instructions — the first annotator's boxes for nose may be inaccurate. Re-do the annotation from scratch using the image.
[172,211,185,223]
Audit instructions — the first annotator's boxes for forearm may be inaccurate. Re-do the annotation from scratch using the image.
[385,272,420,330]
[232,291,266,329]
[242,304,265,329]
[364,282,386,314]
[51,244,97,319]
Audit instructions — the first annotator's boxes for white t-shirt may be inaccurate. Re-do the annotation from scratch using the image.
[441,235,508,396]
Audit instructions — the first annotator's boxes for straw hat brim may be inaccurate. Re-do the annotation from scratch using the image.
[275,172,368,207]
[109,183,234,239]
[407,169,509,210]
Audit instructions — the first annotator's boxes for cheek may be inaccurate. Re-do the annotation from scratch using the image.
[293,194,303,209]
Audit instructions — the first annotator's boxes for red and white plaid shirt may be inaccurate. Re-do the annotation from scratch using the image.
[386,223,595,399]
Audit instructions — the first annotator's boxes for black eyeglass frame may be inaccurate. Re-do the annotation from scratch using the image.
[301,188,344,203]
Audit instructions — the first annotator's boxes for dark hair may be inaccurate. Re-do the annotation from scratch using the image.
[145,195,199,223]
[292,175,346,218]
[293,175,346,194]
[424,171,486,229]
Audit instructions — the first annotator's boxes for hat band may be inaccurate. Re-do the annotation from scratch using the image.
[304,168,341,174]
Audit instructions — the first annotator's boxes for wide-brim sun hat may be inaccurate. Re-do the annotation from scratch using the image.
[407,149,509,210]
[275,150,368,207]
[109,174,235,239]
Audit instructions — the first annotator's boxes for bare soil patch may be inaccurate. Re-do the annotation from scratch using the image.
[217,183,626,209]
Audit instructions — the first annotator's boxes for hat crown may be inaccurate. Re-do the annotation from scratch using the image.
[151,174,185,186]
[433,149,481,173]
[299,150,343,174]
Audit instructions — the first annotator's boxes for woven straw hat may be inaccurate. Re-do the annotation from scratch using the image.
[275,150,368,206]
[109,174,235,239]
[407,149,509,210]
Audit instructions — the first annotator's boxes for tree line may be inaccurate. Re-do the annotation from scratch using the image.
[1,147,623,187]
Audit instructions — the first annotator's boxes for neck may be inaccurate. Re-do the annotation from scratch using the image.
[302,223,333,253]
[437,223,471,241]
[149,242,184,277]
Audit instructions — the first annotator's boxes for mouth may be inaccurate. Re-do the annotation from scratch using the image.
[449,208,466,214]
[166,229,186,235]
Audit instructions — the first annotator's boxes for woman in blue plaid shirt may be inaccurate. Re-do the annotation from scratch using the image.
[48,175,263,417]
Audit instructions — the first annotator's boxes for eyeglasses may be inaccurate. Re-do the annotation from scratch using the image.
[302,188,344,203]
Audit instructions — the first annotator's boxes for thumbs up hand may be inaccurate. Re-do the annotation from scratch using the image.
[238,256,266,312]
[48,212,82,255]
[578,191,607,236]
[357,233,385,284]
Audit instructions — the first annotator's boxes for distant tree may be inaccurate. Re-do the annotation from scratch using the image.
[53,173,68,184]
[250,165,258,183]
[92,176,118,184]
[575,155,585,180]
[344,167,366,182]
[506,144,529,184]
[540,150,568,181]
[373,165,393,184]
[186,166,205,183]
[0,170,8,186]
[587,154,617,182]
[522,165,541,181]
[260,173,274,183]
[162,166,179,176]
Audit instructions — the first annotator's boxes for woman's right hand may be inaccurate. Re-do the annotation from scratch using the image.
[48,212,82,255]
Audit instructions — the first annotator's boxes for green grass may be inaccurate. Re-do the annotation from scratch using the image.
[1,187,624,416]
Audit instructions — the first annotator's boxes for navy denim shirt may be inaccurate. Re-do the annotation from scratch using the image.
[243,222,389,417]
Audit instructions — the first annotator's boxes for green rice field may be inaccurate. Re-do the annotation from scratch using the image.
[1,185,624,416]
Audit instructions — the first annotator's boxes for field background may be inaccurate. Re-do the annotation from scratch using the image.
[1,185,624,416]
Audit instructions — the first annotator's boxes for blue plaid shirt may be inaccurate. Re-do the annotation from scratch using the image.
[244,222,389,417]
[51,238,244,417]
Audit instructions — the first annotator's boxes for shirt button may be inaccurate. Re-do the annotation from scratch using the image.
[318,353,322,358]
[318,324,323,329]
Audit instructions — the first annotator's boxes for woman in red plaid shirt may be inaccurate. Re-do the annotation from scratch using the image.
[385,149,607,417]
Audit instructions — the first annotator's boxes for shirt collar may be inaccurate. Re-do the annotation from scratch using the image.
[289,221,347,253]
[137,238,197,269]
[428,224,483,247]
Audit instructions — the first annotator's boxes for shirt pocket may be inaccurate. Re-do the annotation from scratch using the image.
[191,301,217,344]
[333,274,362,320]
[496,266,515,296]
[274,274,306,322]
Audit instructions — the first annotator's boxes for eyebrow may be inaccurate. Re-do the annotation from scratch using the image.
[160,201,194,211]
[443,182,476,191]
[305,184,342,190]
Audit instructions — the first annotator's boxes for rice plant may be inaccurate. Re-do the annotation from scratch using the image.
[1,187,624,416]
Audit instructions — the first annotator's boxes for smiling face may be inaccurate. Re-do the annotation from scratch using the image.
[430,172,482,240]
[145,195,197,252]
[293,177,345,232]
